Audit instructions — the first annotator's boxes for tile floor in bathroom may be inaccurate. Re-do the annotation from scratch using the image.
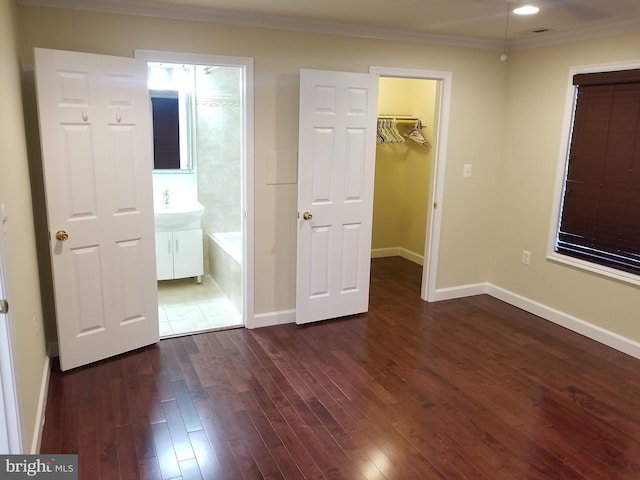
[157,274,242,337]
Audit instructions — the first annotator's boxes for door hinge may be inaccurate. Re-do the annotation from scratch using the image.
[0,299,8,314]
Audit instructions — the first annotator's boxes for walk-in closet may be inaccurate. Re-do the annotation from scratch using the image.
[372,77,438,269]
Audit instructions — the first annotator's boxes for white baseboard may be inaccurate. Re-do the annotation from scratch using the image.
[413,281,640,360]
[371,247,399,258]
[247,309,296,329]
[371,247,424,266]
[487,284,640,360]
[30,355,50,454]
[432,282,489,301]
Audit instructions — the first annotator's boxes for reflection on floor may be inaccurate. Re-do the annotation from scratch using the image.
[157,274,242,338]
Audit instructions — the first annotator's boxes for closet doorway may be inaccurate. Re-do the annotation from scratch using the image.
[370,67,452,301]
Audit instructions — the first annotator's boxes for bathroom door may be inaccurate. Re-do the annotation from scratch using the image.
[34,48,159,371]
[0,226,21,452]
[296,69,378,324]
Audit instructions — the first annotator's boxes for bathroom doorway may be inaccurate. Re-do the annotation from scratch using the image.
[137,50,255,337]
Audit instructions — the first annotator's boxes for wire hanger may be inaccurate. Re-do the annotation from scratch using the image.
[404,120,430,146]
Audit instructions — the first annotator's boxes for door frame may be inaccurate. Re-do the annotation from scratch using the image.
[0,227,22,453]
[369,66,452,302]
[135,50,255,327]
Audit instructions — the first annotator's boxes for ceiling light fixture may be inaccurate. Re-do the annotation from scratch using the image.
[514,5,540,15]
[500,1,511,61]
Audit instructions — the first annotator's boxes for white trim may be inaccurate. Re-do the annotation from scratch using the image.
[431,283,490,301]
[369,66,452,304]
[371,247,400,259]
[547,59,640,287]
[18,0,640,51]
[247,309,295,329]
[242,58,255,334]
[30,355,50,454]
[251,283,640,360]
[371,248,424,266]
[419,281,640,360]
[547,251,640,287]
[19,0,500,51]
[487,285,640,360]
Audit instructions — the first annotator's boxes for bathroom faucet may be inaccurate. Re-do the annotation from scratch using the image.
[162,189,170,205]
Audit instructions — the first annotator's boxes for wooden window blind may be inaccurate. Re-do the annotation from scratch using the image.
[556,69,640,274]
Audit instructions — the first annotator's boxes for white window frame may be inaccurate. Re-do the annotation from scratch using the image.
[547,59,640,286]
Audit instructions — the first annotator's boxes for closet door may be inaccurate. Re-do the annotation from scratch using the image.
[296,69,378,324]
[35,48,159,371]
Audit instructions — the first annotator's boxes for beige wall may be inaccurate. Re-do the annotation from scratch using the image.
[493,32,640,343]
[17,4,506,315]
[0,0,47,452]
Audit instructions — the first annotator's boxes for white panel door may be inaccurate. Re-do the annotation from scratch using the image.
[35,48,159,371]
[296,69,378,324]
[0,229,21,453]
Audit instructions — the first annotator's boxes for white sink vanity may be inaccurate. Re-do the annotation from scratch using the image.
[154,200,205,283]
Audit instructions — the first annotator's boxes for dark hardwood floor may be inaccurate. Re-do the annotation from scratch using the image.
[40,257,640,479]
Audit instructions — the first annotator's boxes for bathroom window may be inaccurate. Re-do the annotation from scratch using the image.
[552,68,640,279]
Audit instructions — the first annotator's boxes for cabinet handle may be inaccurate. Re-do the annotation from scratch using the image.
[175,239,179,253]
[167,240,171,254]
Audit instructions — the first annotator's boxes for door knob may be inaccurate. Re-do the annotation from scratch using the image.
[55,230,69,241]
[303,212,313,220]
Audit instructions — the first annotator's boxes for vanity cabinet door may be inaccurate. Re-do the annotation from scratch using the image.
[155,229,203,280]
[155,231,174,280]
[173,229,204,279]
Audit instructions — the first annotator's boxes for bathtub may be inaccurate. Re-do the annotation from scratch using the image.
[210,231,242,265]
[208,232,242,313]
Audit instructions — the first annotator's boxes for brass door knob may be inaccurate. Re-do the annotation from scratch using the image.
[55,230,69,241]
[303,212,313,220]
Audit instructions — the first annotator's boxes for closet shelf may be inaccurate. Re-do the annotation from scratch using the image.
[378,115,422,125]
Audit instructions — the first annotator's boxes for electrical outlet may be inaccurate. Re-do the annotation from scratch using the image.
[521,250,531,265]
[33,315,38,337]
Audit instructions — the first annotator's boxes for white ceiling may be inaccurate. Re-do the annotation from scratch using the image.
[20,0,640,49]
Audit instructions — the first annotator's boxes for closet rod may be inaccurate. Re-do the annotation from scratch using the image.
[378,115,421,124]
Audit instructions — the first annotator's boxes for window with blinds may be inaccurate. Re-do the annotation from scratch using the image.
[555,69,640,275]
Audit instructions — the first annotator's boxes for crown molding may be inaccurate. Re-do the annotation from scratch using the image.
[17,0,501,50]
[18,0,640,53]
[511,17,640,50]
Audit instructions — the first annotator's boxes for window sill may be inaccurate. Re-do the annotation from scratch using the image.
[547,251,640,287]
